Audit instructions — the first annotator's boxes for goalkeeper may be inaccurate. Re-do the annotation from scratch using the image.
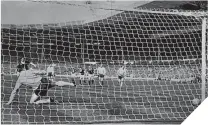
[117,65,127,87]
[6,60,76,105]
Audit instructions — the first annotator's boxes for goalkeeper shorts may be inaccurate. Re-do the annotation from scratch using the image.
[34,78,53,96]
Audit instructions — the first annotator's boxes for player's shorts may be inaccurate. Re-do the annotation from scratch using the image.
[87,74,94,80]
[118,75,124,80]
[71,73,76,78]
[79,74,85,80]
[34,78,53,96]
[98,74,105,78]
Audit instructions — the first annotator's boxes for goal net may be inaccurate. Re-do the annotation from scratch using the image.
[1,5,208,124]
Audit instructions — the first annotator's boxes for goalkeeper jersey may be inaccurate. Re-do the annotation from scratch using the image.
[8,69,45,105]
[16,69,44,90]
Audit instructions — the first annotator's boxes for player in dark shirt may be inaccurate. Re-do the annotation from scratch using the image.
[16,64,24,73]
[87,66,95,85]
[79,66,86,85]
[80,68,85,75]
[69,66,77,85]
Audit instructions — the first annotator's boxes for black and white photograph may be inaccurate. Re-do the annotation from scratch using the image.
[1,0,208,124]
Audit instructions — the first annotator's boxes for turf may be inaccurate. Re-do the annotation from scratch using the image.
[1,75,200,124]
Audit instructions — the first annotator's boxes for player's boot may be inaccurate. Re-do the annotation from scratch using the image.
[73,82,76,87]
[72,79,76,87]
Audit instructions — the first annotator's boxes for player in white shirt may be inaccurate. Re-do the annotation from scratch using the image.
[117,65,127,87]
[47,63,56,79]
[6,60,76,105]
[97,64,106,85]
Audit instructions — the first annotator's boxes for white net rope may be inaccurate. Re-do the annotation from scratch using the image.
[1,5,208,124]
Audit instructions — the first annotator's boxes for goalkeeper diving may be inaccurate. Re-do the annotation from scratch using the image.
[6,60,76,105]
[117,65,127,87]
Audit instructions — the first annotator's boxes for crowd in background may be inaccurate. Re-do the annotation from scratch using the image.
[1,62,201,81]
[105,65,200,80]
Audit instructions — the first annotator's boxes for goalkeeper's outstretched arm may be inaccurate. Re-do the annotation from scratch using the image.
[33,70,47,75]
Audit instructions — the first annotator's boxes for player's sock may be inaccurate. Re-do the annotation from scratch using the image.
[80,80,82,85]
[92,80,94,85]
[120,82,123,87]
[88,81,91,85]
[35,98,51,104]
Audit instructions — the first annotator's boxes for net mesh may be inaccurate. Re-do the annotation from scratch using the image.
[1,5,208,124]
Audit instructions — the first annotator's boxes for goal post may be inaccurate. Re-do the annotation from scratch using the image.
[201,17,207,102]
[1,6,208,124]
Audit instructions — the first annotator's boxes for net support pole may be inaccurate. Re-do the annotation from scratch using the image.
[201,17,207,102]
[41,44,44,64]
[82,43,84,65]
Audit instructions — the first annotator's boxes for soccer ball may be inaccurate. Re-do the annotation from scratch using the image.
[192,98,201,106]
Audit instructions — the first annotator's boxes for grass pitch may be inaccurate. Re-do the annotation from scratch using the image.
[1,75,200,124]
